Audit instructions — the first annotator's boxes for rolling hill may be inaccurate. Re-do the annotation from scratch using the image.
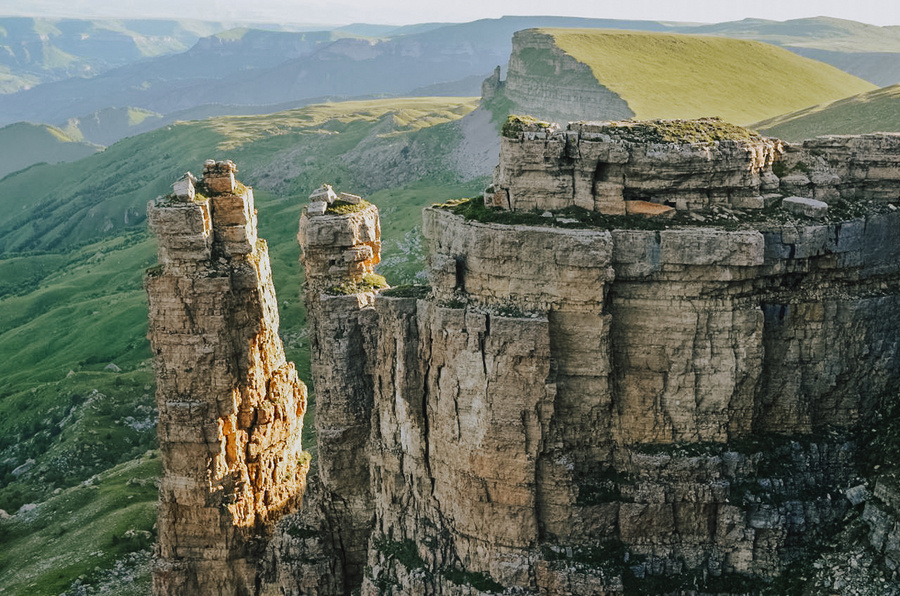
[0,122,101,178]
[672,16,900,86]
[753,84,900,141]
[539,28,877,125]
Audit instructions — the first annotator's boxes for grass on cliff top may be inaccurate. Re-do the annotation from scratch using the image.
[539,28,877,125]
[595,118,763,144]
[325,199,372,215]
[501,114,554,138]
[753,84,900,141]
[325,273,389,296]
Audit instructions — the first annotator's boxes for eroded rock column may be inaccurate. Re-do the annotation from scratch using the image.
[146,161,308,596]
[297,200,382,589]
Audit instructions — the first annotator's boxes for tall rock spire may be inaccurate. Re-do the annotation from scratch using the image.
[146,160,308,595]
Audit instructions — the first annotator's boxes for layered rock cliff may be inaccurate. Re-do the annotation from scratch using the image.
[499,30,634,125]
[147,125,900,596]
[266,122,900,596]
[146,161,308,595]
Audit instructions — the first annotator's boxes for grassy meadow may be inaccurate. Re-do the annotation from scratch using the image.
[543,28,877,125]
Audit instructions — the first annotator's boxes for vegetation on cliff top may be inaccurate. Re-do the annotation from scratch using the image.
[324,273,389,296]
[500,114,554,138]
[539,28,876,125]
[325,199,373,215]
[597,117,763,144]
[440,195,895,232]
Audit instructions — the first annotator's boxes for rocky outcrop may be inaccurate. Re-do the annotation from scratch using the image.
[146,161,308,596]
[152,128,900,596]
[491,120,900,217]
[502,30,634,125]
[263,127,900,596]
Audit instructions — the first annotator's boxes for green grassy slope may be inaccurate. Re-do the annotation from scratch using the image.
[0,96,479,254]
[0,453,160,596]
[753,84,900,141]
[542,28,877,125]
[0,122,101,178]
[0,96,486,594]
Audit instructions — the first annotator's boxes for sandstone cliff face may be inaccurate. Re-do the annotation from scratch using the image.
[502,30,634,125]
[264,128,900,596]
[146,162,308,596]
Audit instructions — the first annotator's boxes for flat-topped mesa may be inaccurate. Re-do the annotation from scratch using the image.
[146,161,308,596]
[491,117,900,216]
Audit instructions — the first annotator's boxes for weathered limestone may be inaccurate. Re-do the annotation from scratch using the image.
[291,200,384,589]
[494,120,900,218]
[146,162,308,596]
[493,119,783,215]
[267,129,900,596]
[297,202,381,289]
[781,134,900,202]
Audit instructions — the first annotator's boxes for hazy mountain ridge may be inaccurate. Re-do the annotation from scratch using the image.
[0,16,676,127]
[3,15,899,143]
[0,17,238,92]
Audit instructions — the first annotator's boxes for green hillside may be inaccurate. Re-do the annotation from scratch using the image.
[0,122,101,178]
[542,28,877,125]
[0,96,486,594]
[60,107,164,146]
[754,84,900,141]
[0,96,479,254]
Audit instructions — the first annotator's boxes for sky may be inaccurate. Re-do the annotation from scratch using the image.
[2,0,900,27]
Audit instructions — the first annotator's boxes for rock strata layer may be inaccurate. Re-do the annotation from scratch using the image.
[146,162,308,596]
[491,121,900,217]
[266,128,900,596]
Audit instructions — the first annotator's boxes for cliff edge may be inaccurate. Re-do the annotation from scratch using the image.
[274,121,900,596]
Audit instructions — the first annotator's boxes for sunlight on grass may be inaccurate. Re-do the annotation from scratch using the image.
[754,84,900,141]
[543,29,877,125]
[208,97,479,149]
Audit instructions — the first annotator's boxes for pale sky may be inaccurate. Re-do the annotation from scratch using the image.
[3,0,900,27]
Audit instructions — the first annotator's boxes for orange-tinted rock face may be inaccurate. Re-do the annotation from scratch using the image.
[146,162,308,596]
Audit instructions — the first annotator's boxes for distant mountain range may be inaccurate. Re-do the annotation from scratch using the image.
[3,15,898,143]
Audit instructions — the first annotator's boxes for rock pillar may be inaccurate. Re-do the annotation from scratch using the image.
[297,200,382,588]
[146,161,308,596]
